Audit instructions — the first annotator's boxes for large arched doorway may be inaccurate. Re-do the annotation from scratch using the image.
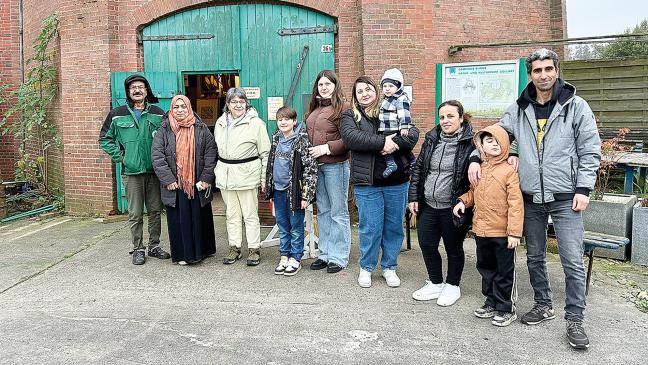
[110,3,335,212]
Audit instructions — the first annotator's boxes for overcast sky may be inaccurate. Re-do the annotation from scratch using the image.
[567,0,648,37]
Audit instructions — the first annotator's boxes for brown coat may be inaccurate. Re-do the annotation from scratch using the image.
[305,98,350,164]
[459,124,524,238]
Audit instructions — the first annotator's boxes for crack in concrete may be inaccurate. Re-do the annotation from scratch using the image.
[0,222,127,295]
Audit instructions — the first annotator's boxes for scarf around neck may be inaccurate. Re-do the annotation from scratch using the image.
[168,95,197,199]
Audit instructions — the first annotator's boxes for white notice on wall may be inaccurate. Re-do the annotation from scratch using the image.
[267,97,284,120]
[243,87,261,99]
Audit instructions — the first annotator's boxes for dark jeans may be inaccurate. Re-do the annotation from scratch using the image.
[524,199,586,321]
[125,173,162,251]
[476,236,516,313]
[274,189,305,261]
[416,204,469,286]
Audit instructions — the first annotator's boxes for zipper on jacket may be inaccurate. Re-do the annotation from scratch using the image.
[431,142,447,203]
[525,111,546,204]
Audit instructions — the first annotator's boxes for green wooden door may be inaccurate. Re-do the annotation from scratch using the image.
[142,4,335,135]
[110,71,180,213]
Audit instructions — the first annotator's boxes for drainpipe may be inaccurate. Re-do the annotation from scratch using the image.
[19,0,24,83]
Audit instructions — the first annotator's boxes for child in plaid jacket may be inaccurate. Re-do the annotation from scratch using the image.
[379,68,414,178]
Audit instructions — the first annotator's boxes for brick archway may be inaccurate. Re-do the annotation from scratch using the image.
[125,0,341,31]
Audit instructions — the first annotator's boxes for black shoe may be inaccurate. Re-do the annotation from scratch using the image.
[148,246,171,259]
[566,320,590,350]
[327,263,343,273]
[520,304,555,325]
[132,250,145,265]
[310,259,328,270]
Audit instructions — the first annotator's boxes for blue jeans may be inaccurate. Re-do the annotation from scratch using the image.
[315,161,351,267]
[274,189,305,261]
[524,199,586,321]
[354,182,409,272]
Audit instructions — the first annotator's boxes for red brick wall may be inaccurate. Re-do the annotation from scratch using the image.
[17,0,565,215]
[0,0,21,182]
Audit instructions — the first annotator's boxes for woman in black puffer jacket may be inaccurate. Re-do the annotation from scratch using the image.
[341,75,419,289]
[408,100,475,307]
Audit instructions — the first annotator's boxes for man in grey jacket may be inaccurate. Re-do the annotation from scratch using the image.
[469,48,601,350]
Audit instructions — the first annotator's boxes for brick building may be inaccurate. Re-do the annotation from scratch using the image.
[0,0,566,215]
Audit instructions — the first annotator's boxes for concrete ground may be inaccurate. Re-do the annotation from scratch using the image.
[1,214,647,364]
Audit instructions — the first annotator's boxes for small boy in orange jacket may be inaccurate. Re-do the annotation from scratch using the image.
[453,124,524,327]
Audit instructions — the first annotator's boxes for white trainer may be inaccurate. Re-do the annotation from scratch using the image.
[382,269,401,287]
[412,280,445,301]
[437,284,461,307]
[358,269,372,288]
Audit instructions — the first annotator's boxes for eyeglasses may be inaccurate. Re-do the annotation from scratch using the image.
[229,100,246,105]
[129,86,146,91]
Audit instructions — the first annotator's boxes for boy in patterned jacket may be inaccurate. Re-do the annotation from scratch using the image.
[264,106,318,276]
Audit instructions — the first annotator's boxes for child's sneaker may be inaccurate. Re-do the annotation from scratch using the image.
[283,258,301,276]
[474,304,497,318]
[274,256,288,275]
[491,311,517,327]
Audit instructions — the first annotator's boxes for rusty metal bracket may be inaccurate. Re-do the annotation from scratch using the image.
[138,33,214,44]
[285,46,309,107]
[278,25,337,36]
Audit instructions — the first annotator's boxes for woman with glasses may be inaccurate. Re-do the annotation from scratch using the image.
[214,88,271,266]
[152,95,218,265]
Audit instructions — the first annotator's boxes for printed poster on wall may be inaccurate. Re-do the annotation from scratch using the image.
[442,60,519,118]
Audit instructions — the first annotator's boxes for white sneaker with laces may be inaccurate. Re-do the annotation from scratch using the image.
[412,280,445,301]
[358,269,372,288]
[382,269,401,287]
[274,256,289,275]
[437,284,461,306]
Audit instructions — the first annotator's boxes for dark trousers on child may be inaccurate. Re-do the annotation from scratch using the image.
[476,236,516,313]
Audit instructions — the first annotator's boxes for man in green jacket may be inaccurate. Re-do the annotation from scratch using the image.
[99,75,171,265]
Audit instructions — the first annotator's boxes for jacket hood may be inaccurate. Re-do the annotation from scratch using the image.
[124,74,159,104]
[517,78,574,109]
[381,68,404,92]
[474,124,510,164]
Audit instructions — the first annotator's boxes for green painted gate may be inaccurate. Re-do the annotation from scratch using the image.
[110,4,335,212]
[141,4,336,128]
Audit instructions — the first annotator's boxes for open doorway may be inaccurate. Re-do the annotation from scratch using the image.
[183,72,239,130]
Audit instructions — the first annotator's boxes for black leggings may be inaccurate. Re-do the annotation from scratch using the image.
[416,204,469,286]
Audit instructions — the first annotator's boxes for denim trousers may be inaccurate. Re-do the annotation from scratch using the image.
[273,189,305,261]
[125,173,162,251]
[416,204,469,286]
[354,182,409,272]
[315,161,351,267]
[524,199,586,321]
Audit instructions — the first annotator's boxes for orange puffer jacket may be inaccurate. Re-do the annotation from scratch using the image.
[458,124,524,238]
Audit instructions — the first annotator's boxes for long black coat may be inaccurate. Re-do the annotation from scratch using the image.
[151,115,218,208]
[340,108,419,186]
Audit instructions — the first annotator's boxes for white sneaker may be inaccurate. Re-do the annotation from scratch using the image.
[178,261,187,266]
[274,256,289,275]
[283,258,301,276]
[437,284,461,307]
[382,269,401,287]
[412,280,444,301]
[358,269,372,288]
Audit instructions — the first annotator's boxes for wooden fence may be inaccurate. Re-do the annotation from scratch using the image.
[561,57,648,146]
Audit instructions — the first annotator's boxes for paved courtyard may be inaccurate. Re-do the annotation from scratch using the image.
[1,215,647,364]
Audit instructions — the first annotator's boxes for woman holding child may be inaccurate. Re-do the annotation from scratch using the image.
[340,75,419,288]
[408,100,475,306]
[305,70,352,274]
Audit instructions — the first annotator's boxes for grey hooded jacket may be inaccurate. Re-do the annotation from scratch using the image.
[498,79,601,204]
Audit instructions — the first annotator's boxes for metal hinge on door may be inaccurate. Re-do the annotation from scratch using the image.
[137,33,215,44]
[277,25,337,36]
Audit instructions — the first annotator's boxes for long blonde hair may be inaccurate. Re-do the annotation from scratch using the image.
[351,76,381,123]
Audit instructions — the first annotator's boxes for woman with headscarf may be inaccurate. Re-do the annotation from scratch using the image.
[152,95,218,265]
